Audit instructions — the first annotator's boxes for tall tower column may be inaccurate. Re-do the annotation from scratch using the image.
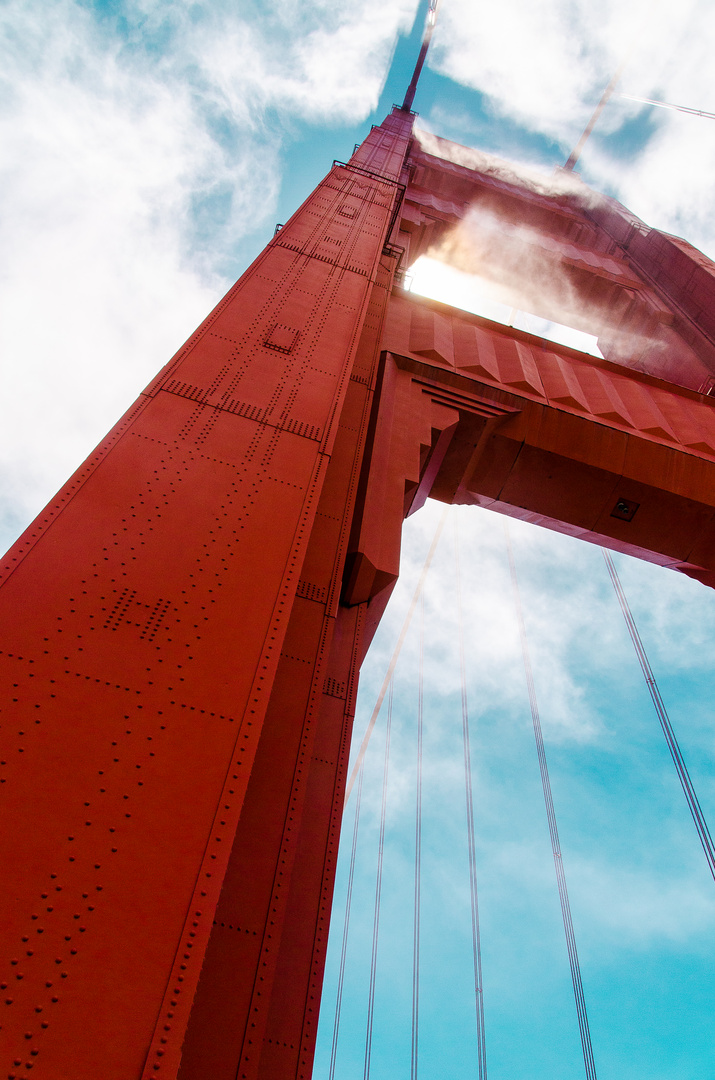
[0,108,412,1080]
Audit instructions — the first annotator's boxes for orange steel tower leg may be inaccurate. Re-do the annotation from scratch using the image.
[0,109,413,1080]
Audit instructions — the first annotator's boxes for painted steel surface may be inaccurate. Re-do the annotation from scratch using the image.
[0,108,412,1080]
[2,104,715,1078]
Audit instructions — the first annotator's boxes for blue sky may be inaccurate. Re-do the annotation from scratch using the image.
[321,504,715,1080]
[1,1,714,1077]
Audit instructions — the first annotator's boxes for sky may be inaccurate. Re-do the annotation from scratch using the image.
[1,1,714,1077]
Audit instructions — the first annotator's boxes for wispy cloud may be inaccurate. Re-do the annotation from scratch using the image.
[428,0,715,255]
[352,500,715,950]
[0,0,418,546]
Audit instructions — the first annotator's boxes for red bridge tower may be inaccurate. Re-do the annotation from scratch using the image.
[2,103,715,1078]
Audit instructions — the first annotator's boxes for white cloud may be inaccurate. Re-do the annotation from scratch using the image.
[0,0,418,546]
[352,501,715,940]
[594,109,715,257]
[356,502,661,760]
[428,0,715,256]
[431,0,693,142]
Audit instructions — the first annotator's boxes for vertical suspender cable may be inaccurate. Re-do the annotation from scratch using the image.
[364,679,394,1080]
[411,595,425,1080]
[505,526,598,1080]
[602,549,715,881]
[328,761,366,1080]
[455,512,488,1080]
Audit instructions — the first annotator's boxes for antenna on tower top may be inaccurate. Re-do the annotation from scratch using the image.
[401,0,441,113]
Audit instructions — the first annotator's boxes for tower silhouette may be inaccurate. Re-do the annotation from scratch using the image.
[2,100,715,1079]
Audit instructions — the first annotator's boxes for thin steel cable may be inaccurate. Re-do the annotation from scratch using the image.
[618,91,715,122]
[455,512,487,1080]
[328,761,365,1080]
[505,526,597,1080]
[602,549,715,882]
[346,505,449,802]
[410,594,424,1080]
[364,679,394,1080]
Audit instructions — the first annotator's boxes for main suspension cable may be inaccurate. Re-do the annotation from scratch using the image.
[410,594,425,1080]
[364,678,394,1080]
[328,760,366,1080]
[455,511,487,1080]
[618,91,715,122]
[505,526,598,1080]
[602,549,715,882]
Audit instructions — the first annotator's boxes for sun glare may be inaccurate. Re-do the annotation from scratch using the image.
[407,256,603,359]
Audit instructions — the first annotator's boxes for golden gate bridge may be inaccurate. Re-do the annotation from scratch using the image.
[0,3,714,1077]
